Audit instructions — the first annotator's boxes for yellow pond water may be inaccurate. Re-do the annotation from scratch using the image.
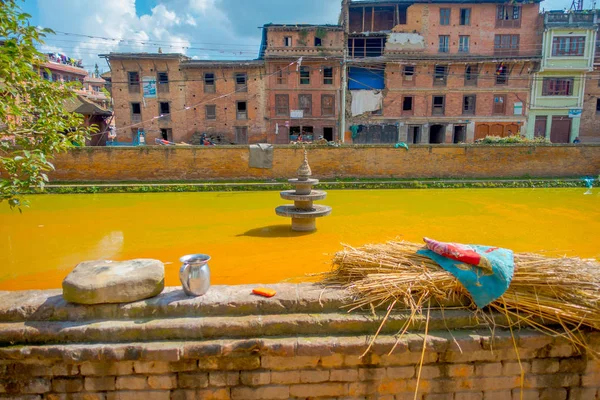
[0,189,598,291]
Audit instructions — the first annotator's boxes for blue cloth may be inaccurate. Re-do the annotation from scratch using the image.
[417,245,515,308]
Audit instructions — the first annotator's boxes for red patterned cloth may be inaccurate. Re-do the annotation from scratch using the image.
[423,237,492,272]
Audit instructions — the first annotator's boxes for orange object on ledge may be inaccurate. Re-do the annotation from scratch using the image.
[252,288,276,298]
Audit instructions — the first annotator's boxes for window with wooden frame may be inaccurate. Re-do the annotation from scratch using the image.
[128,71,140,93]
[275,94,289,116]
[205,105,216,120]
[299,66,310,85]
[596,98,600,114]
[131,102,141,123]
[440,8,451,25]
[157,72,169,93]
[439,35,449,53]
[204,72,216,93]
[542,78,574,96]
[321,94,335,116]
[552,36,585,56]
[459,36,470,53]
[493,95,506,115]
[403,65,415,86]
[464,64,478,86]
[432,95,445,115]
[323,67,333,85]
[495,64,509,85]
[284,37,292,47]
[433,65,448,86]
[235,73,247,92]
[460,8,471,25]
[236,101,248,120]
[159,102,170,115]
[298,94,312,116]
[494,34,520,56]
[275,65,287,85]
[463,95,476,115]
[496,5,521,28]
[402,96,413,115]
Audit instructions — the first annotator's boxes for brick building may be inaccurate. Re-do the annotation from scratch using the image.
[579,11,600,143]
[341,0,543,144]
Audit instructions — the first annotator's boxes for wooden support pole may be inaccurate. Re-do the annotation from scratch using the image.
[371,6,375,31]
[362,7,365,32]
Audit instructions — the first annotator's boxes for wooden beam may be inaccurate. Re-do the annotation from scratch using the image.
[371,6,375,32]
[396,4,400,26]
[362,7,365,32]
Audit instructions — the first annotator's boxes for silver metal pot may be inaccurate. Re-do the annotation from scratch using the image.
[179,254,211,296]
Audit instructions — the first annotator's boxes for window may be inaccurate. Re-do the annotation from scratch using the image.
[51,73,58,82]
[371,108,382,116]
[159,102,170,115]
[494,35,520,55]
[323,67,333,85]
[160,129,172,142]
[235,73,247,92]
[497,5,521,27]
[157,72,169,93]
[299,66,310,85]
[204,72,215,93]
[276,66,288,85]
[299,94,312,116]
[542,78,574,96]
[596,98,600,114]
[131,102,141,122]
[552,37,585,56]
[493,95,506,115]
[402,96,413,115]
[434,65,448,86]
[42,70,50,81]
[284,37,292,47]
[315,37,322,46]
[321,94,335,116]
[460,8,471,25]
[403,65,415,86]
[464,65,477,86]
[128,71,140,93]
[205,105,216,120]
[440,8,451,25]
[495,64,509,85]
[459,36,470,53]
[432,96,445,115]
[275,94,289,116]
[463,95,476,115]
[236,101,247,120]
[439,35,449,53]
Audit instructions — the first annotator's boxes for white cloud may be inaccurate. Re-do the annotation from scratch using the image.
[189,0,215,14]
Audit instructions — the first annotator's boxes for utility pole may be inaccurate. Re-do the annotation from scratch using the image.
[340,48,347,144]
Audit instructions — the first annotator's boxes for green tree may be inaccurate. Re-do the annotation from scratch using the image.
[0,0,93,210]
[94,63,99,77]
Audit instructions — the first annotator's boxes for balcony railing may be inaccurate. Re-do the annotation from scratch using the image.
[546,12,596,25]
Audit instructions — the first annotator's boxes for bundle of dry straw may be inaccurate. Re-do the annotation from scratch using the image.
[320,241,600,353]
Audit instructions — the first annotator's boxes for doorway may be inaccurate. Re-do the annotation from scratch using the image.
[550,116,571,143]
[429,125,445,144]
[407,125,421,144]
[234,126,248,144]
[323,127,334,141]
[160,128,172,142]
[453,125,466,144]
[534,116,547,138]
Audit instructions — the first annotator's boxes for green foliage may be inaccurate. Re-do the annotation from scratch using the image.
[100,87,111,101]
[0,0,94,209]
[477,135,550,144]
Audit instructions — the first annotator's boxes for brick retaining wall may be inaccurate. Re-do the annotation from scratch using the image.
[0,285,598,399]
[48,145,600,182]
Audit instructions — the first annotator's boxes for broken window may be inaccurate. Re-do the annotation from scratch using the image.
[323,67,333,85]
[433,65,448,86]
[299,66,310,85]
[204,72,215,93]
[276,65,287,85]
[439,35,449,53]
[542,78,574,96]
[460,8,471,25]
[131,102,141,123]
[235,73,247,92]
[440,8,451,25]
[348,37,385,58]
[403,65,415,86]
[465,65,478,86]
[494,34,520,56]
[128,71,140,93]
[402,96,413,115]
[284,37,292,47]
[205,105,216,120]
[299,94,312,116]
[495,64,509,85]
[463,95,476,115]
[236,101,247,120]
[432,96,445,116]
[159,102,170,115]
[552,37,585,56]
[275,94,289,116]
[157,72,169,93]
[321,94,335,116]
[315,37,322,47]
[493,95,506,115]
[496,6,521,28]
[459,36,470,53]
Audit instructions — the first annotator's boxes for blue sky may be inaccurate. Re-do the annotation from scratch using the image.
[20,0,580,73]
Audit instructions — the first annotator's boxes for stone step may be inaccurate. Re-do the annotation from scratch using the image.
[0,309,500,346]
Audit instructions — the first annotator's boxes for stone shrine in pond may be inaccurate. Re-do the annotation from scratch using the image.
[275,149,332,232]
